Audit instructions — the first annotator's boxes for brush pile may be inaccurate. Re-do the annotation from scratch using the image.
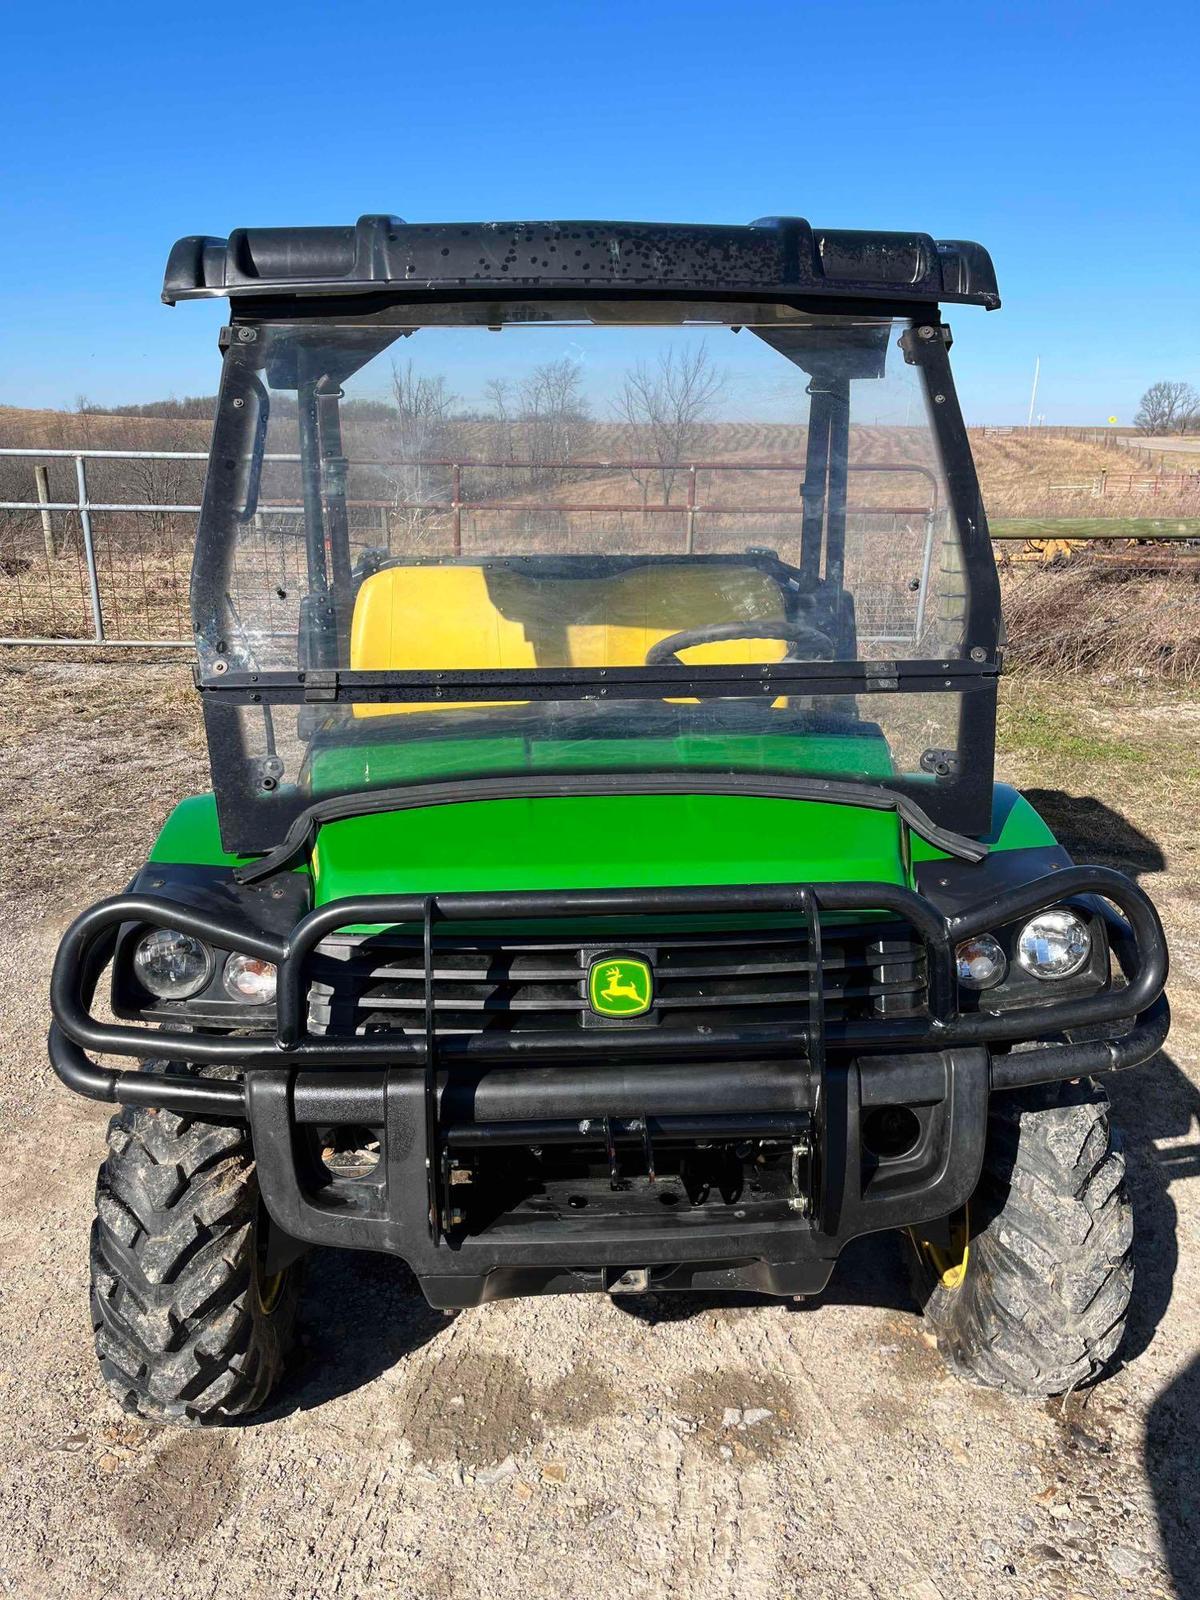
[1000,553,1200,680]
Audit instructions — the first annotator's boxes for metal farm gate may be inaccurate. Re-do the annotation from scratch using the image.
[1,448,946,650]
[3,445,1197,652]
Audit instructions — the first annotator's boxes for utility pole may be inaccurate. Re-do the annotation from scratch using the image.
[1026,357,1041,428]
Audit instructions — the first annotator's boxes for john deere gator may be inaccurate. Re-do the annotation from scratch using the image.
[49,216,1168,1423]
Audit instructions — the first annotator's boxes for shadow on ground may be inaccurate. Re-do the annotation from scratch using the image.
[252,1251,452,1423]
[1022,787,1167,878]
[1022,788,1199,1599]
[1147,1352,1200,1600]
[1113,1045,1200,1600]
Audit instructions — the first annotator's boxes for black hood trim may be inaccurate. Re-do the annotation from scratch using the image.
[233,771,990,886]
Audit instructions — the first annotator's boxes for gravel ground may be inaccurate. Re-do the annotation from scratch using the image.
[0,662,1196,1600]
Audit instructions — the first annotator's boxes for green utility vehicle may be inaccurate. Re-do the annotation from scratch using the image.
[51,217,1169,1423]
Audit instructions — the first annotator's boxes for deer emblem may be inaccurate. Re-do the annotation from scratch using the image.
[600,965,645,1005]
[589,954,653,1016]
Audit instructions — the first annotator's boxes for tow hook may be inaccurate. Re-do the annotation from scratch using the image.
[605,1268,650,1294]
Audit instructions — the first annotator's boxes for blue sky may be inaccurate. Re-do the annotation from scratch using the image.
[3,0,1196,424]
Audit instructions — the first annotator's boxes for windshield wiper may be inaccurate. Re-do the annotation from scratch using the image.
[234,771,989,885]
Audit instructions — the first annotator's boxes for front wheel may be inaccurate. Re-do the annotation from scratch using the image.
[909,1079,1133,1396]
[90,1102,301,1424]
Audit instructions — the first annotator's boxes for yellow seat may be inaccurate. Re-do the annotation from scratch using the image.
[349,561,789,716]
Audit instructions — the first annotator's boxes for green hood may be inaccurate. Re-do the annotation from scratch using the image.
[149,785,1055,905]
[310,792,917,903]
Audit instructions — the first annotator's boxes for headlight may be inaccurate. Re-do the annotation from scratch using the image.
[223,952,278,1004]
[133,928,212,999]
[1016,909,1092,980]
[956,934,1008,990]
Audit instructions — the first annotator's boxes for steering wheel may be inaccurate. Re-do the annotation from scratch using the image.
[644,618,835,667]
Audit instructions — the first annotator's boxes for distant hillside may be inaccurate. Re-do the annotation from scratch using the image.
[102,397,216,419]
[1,405,1194,522]
[0,406,212,452]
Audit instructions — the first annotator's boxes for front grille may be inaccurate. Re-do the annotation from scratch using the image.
[306,921,927,1039]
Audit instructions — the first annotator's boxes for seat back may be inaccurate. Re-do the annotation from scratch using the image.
[349,560,789,715]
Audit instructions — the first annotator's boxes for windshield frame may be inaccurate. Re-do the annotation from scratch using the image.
[190,297,1002,853]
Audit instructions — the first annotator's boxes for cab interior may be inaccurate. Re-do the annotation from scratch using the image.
[347,551,851,716]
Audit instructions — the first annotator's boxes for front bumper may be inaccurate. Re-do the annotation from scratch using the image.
[48,869,1168,1306]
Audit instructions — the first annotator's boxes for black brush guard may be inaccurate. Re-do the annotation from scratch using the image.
[49,871,1168,1304]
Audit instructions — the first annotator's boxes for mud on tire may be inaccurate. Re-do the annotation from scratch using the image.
[90,1102,301,1425]
[912,1078,1133,1397]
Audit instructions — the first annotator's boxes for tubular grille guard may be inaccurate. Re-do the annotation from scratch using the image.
[415,889,829,1242]
[304,921,926,1039]
[48,868,1168,1116]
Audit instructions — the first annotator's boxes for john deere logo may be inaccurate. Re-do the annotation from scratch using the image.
[588,954,653,1018]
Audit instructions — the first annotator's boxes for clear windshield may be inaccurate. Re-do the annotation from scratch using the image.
[193,304,994,852]
[196,309,965,673]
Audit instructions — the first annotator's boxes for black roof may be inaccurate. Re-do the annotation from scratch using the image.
[163,215,999,311]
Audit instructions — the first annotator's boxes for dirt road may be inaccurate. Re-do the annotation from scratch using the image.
[0,662,1196,1600]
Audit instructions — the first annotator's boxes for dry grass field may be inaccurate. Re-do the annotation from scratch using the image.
[973,430,1199,517]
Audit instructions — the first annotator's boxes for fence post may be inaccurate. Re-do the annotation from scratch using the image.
[913,513,935,644]
[452,462,463,556]
[34,464,55,561]
[75,455,105,642]
[685,466,697,554]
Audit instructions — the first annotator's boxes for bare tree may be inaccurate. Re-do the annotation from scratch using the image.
[1134,380,1200,436]
[123,418,205,545]
[72,393,100,450]
[614,344,724,502]
[518,358,588,480]
[481,377,517,472]
[387,361,459,545]
[390,360,458,457]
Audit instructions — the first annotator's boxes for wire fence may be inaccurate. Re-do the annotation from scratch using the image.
[3,446,1196,653]
[0,447,206,646]
[0,447,947,649]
